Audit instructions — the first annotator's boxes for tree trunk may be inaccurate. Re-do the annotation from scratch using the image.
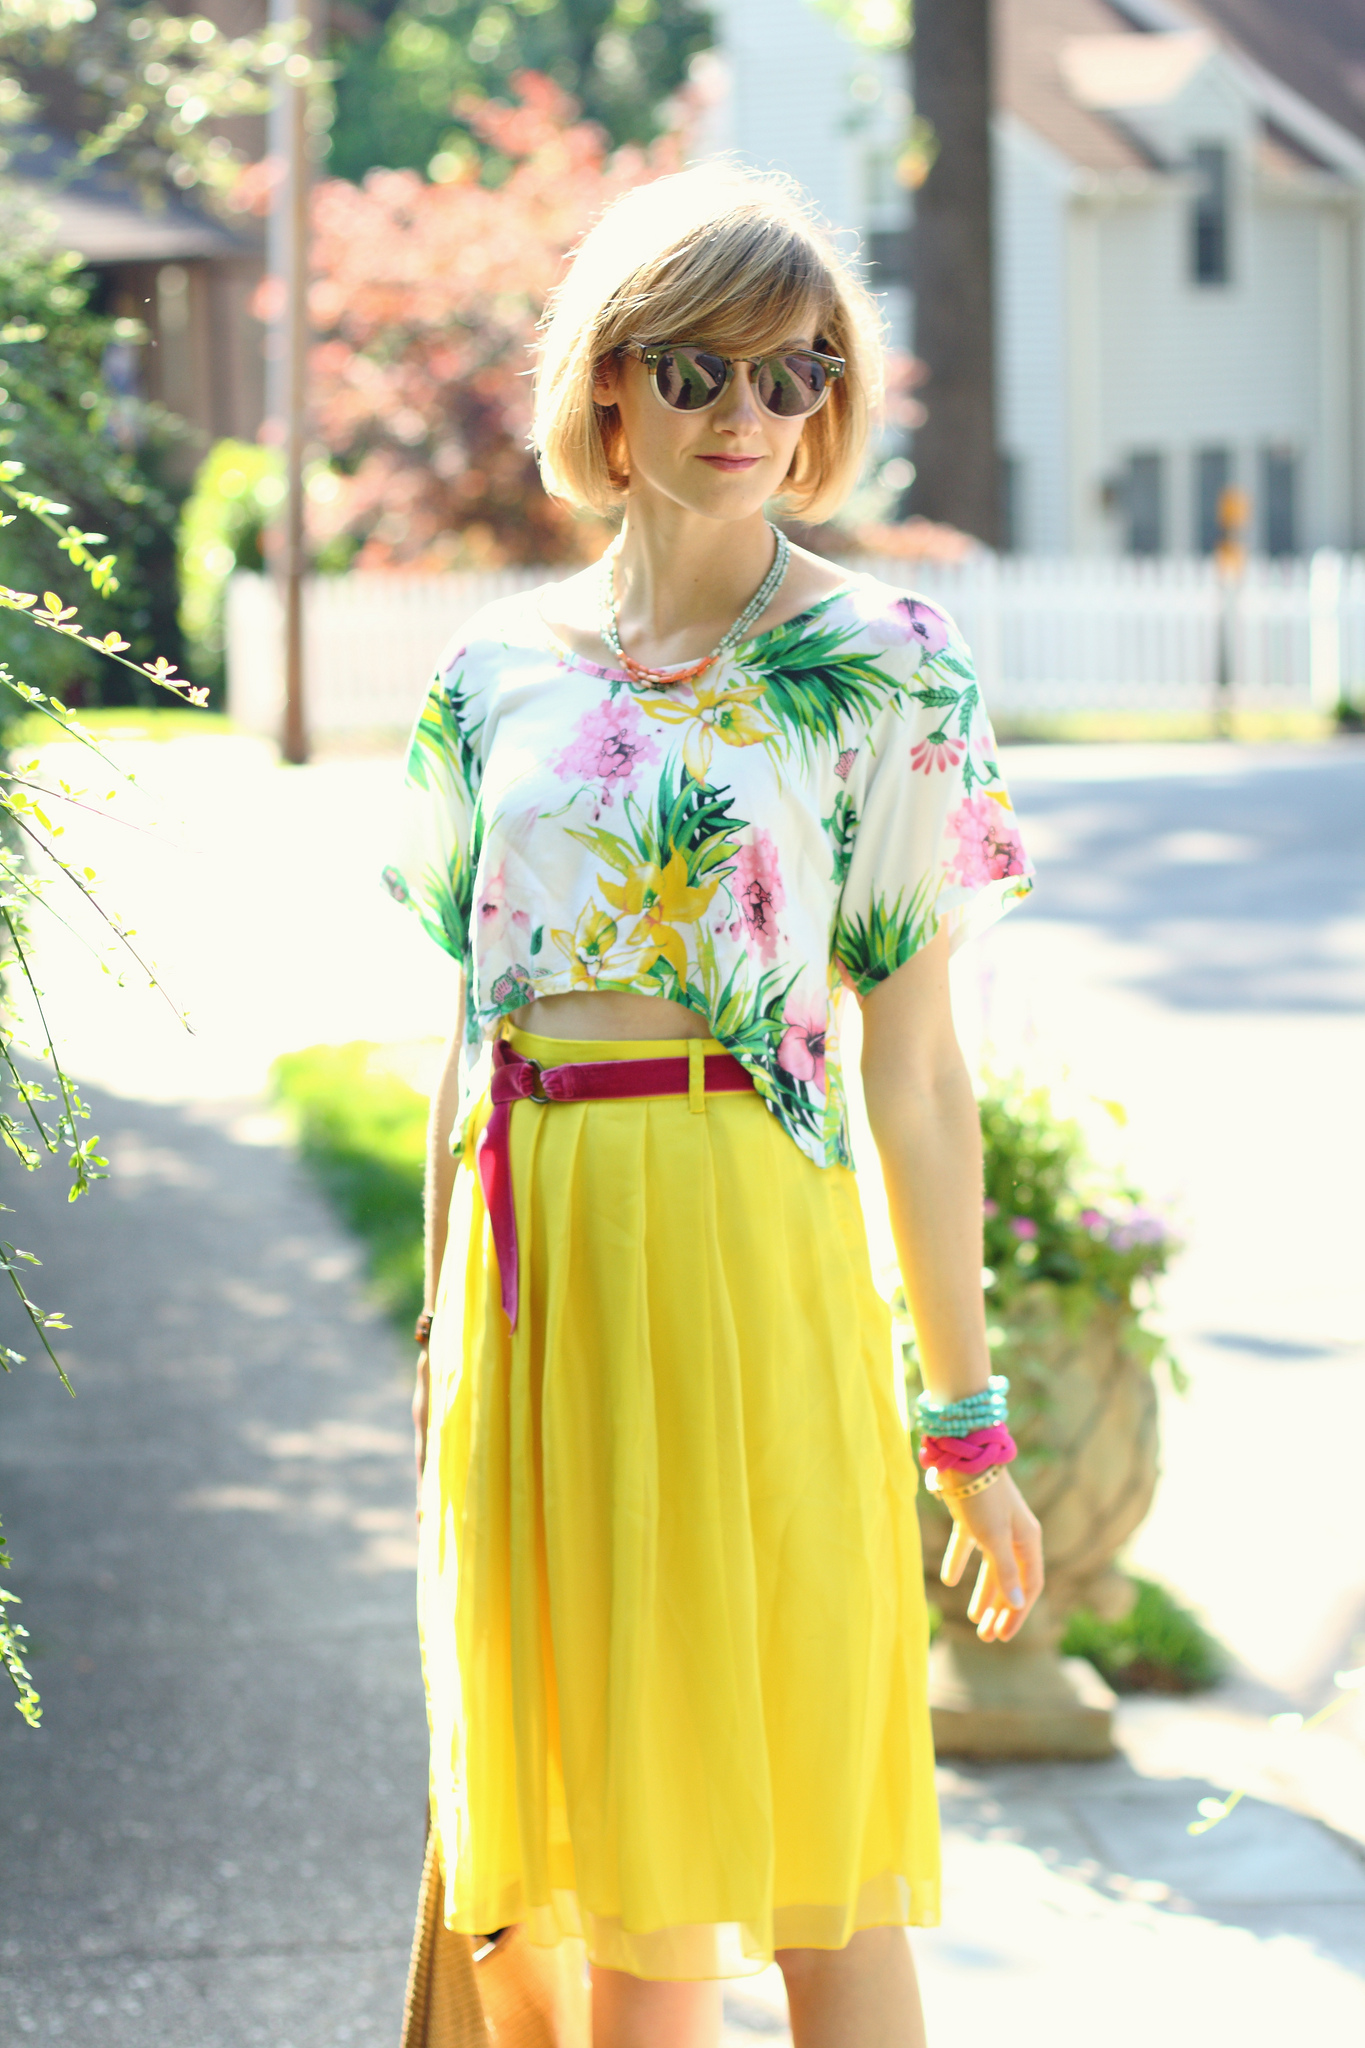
[907,0,1000,545]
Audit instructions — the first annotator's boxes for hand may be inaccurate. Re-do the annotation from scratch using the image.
[413,1348,431,1512]
[939,1469,1043,1643]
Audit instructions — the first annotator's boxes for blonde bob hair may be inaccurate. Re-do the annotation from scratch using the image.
[533,166,884,524]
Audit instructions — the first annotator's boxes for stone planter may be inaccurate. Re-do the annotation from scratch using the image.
[918,1283,1160,1759]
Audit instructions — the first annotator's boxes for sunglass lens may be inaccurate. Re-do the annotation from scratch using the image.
[756,353,828,417]
[654,347,729,411]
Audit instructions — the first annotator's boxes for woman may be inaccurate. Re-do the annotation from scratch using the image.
[387,167,1043,2048]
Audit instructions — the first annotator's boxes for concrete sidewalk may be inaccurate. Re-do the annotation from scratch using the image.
[2,1082,1363,2047]
[3,731,1363,2044]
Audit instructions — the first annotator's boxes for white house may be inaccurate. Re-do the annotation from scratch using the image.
[704,0,1365,556]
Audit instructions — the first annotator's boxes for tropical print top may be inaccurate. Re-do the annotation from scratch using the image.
[385,578,1033,1170]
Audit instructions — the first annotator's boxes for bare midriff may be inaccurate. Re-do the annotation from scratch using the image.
[508,991,712,1041]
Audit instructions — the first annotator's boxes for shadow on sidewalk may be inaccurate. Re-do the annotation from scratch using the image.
[939,1754,1365,1979]
[0,1080,428,2047]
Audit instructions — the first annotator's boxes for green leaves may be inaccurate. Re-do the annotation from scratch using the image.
[1,1516,41,1729]
[741,612,902,762]
[833,879,937,996]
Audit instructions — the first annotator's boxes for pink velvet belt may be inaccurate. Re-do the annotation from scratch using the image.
[476,1038,756,1329]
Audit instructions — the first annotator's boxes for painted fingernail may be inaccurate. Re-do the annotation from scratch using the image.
[1009,1588,1025,1609]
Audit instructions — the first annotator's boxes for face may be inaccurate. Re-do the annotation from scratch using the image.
[593,326,820,523]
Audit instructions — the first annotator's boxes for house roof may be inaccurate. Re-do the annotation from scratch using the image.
[1058,28,1215,108]
[996,0,1158,172]
[6,136,257,265]
[1178,0,1365,152]
[997,0,1365,179]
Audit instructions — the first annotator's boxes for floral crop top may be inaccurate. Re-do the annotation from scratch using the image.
[385,578,1034,1170]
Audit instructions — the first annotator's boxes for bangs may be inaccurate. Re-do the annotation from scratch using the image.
[609,217,839,356]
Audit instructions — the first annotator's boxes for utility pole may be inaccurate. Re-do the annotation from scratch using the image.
[907,0,1000,546]
[267,0,314,765]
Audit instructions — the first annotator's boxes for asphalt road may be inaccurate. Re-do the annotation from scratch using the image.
[0,1089,426,2044]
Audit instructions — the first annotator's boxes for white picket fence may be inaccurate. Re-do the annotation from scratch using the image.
[226,552,1365,742]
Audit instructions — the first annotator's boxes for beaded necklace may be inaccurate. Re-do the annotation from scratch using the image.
[598,523,791,688]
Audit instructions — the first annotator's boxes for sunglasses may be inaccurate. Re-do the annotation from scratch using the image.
[623,341,846,420]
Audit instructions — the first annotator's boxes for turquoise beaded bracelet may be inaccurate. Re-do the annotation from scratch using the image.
[914,1374,1010,1438]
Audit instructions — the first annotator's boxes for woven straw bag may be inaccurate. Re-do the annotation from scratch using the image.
[400,1832,590,2048]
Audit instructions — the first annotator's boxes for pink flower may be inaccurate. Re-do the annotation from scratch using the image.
[887,596,951,659]
[946,792,1028,889]
[732,828,786,964]
[911,733,966,775]
[835,747,857,780]
[474,861,531,948]
[551,697,659,796]
[982,1197,999,1218]
[1010,1217,1038,1240]
[1080,1208,1104,1231]
[777,991,827,1097]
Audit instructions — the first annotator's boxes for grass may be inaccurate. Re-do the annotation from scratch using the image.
[993,708,1336,745]
[1061,1575,1227,1693]
[9,705,239,749]
[272,1041,428,1328]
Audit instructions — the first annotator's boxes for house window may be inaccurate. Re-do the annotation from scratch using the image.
[1125,452,1165,555]
[1195,448,1233,553]
[1190,144,1231,285]
[1261,445,1298,556]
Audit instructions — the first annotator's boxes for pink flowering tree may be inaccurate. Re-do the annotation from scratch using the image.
[306,74,679,572]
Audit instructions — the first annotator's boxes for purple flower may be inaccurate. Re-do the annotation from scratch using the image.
[886,596,951,659]
[1107,1207,1169,1251]
[1009,1217,1038,1241]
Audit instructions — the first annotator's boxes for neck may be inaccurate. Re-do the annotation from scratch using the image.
[609,499,778,667]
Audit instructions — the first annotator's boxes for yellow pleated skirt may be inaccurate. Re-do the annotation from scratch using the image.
[417,1027,940,1982]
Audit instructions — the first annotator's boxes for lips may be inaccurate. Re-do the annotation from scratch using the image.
[697,455,762,471]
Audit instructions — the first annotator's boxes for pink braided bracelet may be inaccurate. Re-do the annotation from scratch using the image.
[918,1424,1017,1476]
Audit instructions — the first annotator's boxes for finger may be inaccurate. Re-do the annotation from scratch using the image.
[967,1557,993,1632]
[940,1516,977,1588]
[988,1538,1041,1642]
[979,1534,1027,1622]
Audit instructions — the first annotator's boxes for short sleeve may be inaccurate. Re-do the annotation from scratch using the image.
[382,639,484,961]
[833,599,1033,996]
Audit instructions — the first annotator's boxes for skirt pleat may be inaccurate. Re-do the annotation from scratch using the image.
[418,1028,940,1982]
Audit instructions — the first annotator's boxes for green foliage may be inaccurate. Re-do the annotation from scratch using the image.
[328,0,713,184]
[977,1075,1179,1323]
[0,213,187,708]
[1,445,207,1724]
[1062,1575,1226,1694]
[178,441,284,691]
[0,3,296,210]
[272,1042,429,1328]
[1,1511,40,1727]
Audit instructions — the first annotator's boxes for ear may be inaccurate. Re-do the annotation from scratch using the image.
[593,351,622,408]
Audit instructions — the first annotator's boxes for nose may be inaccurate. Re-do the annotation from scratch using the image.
[710,361,765,435]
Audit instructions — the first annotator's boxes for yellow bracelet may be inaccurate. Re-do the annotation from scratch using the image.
[928,1462,1006,1507]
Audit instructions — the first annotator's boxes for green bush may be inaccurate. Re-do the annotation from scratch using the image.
[272,1042,428,1328]
[978,1076,1178,1317]
[177,440,284,693]
[0,213,188,710]
[1062,1576,1226,1694]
